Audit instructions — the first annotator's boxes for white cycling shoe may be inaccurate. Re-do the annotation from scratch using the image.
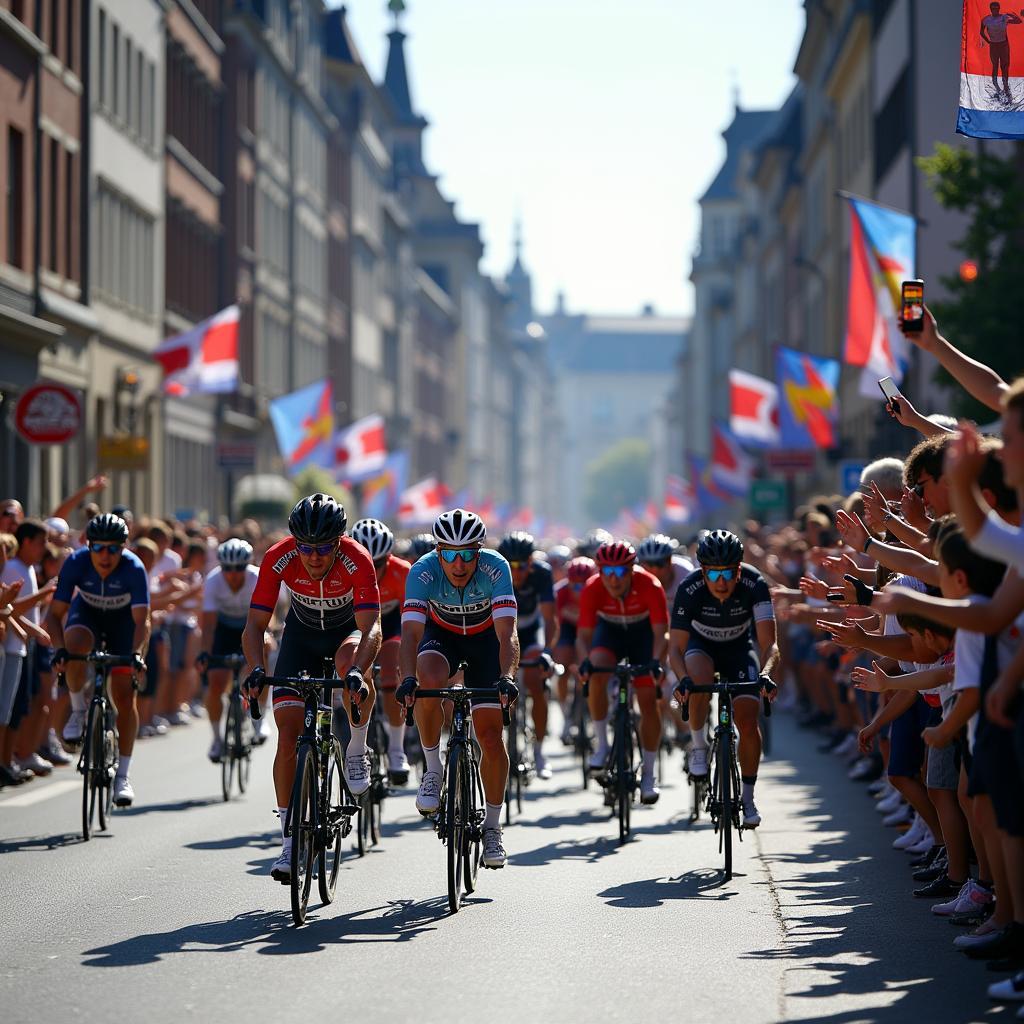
[207,737,223,764]
[534,749,552,781]
[482,827,507,868]
[742,797,761,828]
[640,774,660,805]
[345,752,371,796]
[416,771,441,815]
[113,776,134,808]
[687,747,709,778]
[63,709,87,749]
[387,751,410,786]
[270,847,291,883]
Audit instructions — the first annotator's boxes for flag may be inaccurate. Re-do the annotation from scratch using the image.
[957,0,1024,139]
[269,379,335,473]
[361,452,408,521]
[729,369,780,447]
[688,453,729,512]
[335,414,387,483]
[398,478,449,526]
[663,474,694,524]
[844,198,913,396]
[507,507,534,531]
[776,347,841,450]
[710,422,755,497]
[153,305,239,397]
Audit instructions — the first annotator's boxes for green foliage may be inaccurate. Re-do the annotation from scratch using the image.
[292,467,357,519]
[583,438,652,524]
[918,143,1024,420]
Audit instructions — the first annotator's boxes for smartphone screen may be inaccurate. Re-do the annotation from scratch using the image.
[878,376,900,403]
[901,279,924,333]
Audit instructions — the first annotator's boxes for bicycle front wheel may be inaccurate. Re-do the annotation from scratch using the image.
[80,701,101,841]
[221,700,237,801]
[616,710,632,845]
[236,704,251,794]
[719,730,733,880]
[462,752,482,895]
[446,743,466,914]
[290,746,317,925]
[319,738,345,905]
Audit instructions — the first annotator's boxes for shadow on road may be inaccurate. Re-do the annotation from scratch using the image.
[0,832,88,853]
[509,834,624,867]
[598,868,735,907]
[186,830,277,852]
[118,796,223,817]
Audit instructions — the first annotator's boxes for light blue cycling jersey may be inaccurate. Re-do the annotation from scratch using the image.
[402,550,517,635]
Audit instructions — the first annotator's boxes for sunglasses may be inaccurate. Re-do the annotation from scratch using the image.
[89,542,123,555]
[601,565,629,578]
[372,557,389,571]
[440,547,479,564]
[295,540,337,556]
[508,560,530,570]
[220,564,248,572]
[705,568,735,583]
[910,481,926,498]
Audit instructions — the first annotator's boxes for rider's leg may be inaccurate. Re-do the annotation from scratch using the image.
[204,668,229,736]
[109,670,139,781]
[682,649,715,756]
[412,652,448,774]
[733,695,762,782]
[586,647,615,764]
[473,705,509,827]
[334,633,373,756]
[553,641,574,737]
[523,644,548,764]
[378,639,407,764]
[636,684,661,797]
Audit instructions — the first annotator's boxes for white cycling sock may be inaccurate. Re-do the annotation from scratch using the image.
[593,718,609,756]
[423,743,442,775]
[742,778,757,803]
[484,802,502,829]
[689,727,707,751]
[115,754,131,780]
[347,722,368,757]
[386,722,405,755]
[70,689,87,712]
[210,719,221,741]
[277,807,290,845]
[642,750,656,778]
[533,740,544,761]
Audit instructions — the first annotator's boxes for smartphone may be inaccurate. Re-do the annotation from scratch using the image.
[826,592,846,604]
[878,376,900,406]
[901,279,924,333]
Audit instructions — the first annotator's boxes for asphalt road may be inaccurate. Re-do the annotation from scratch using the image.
[0,709,1007,1024]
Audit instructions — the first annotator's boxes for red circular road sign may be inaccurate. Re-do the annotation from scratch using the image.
[14,382,82,444]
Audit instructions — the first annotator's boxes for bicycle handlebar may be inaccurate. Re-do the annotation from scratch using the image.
[579,660,662,698]
[202,653,246,671]
[676,677,775,722]
[405,686,511,727]
[59,651,138,667]
[247,673,365,725]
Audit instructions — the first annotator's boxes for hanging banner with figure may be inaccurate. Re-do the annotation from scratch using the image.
[958,0,1024,138]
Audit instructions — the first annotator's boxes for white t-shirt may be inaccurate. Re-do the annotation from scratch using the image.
[202,565,259,628]
[2,557,37,656]
[974,511,1024,573]
[882,573,928,673]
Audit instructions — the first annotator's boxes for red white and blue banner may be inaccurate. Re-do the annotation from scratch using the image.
[398,477,450,526]
[958,0,1024,139]
[729,369,780,447]
[710,422,756,497]
[663,474,694,524]
[360,452,408,521]
[335,414,388,483]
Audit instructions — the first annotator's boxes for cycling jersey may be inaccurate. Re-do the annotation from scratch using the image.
[202,564,259,628]
[554,578,581,625]
[513,561,554,629]
[402,550,517,636]
[251,537,379,630]
[670,563,774,645]
[54,547,150,612]
[577,567,668,630]
[378,555,411,616]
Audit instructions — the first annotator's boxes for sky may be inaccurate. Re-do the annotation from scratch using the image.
[339,0,805,319]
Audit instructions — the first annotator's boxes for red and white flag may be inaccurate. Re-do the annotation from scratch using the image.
[398,478,449,526]
[335,414,387,483]
[154,305,239,397]
[729,369,780,447]
[710,422,755,497]
[663,474,693,524]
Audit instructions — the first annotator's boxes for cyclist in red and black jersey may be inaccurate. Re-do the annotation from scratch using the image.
[242,493,382,883]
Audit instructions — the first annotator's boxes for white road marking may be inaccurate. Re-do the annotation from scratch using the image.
[0,779,80,808]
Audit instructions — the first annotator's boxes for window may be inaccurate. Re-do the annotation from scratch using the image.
[49,138,59,272]
[65,149,75,280]
[112,24,120,117]
[147,62,155,147]
[95,183,155,316]
[125,38,134,131]
[98,9,107,106]
[6,128,24,269]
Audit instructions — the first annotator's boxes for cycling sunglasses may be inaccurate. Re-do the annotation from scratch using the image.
[295,540,337,556]
[89,542,123,555]
[440,547,479,564]
[372,556,389,571]
[704,568,735,582]
[601,565,629,578]
[910,480,926,499]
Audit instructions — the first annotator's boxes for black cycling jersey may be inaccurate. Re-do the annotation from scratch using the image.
[670,563,774,646]
[514,561,555,629]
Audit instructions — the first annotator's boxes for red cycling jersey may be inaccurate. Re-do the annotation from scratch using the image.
[378,554,411,616]
[576,567,668,630]
[555,578,581,625]
[251,536,380,631]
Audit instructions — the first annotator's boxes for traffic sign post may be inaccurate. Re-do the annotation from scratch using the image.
[839,460,867,495]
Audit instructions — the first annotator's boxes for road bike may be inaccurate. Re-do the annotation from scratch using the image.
[202,652,251,801]
[504,662,537,824]
[251,664,362,925]
[679,674,773,880]
[405,682,509,914]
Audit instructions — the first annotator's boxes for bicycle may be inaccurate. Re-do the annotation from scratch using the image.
[59,650,137,841]
[250,663,363,926]
[582,660,660,845]
[405,682,510,914]
[202,652,251,802]
[679,674,774,881]
[503,660,540,824]
[569,672,593,789]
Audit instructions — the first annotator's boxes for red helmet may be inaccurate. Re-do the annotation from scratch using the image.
[595,540,636,567]
[566,556,597,584]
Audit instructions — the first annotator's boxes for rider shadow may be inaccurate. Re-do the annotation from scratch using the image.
[118,796,223,817]
[185,830,278,853]
[514,808,604,830]
[509,834,623,868]
[0,832,88,853]
[598,869,736,908]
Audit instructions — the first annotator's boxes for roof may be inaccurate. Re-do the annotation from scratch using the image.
[700,109,778,203]
[324,7,363,67]
[750,85,804,181]
[542,315,690,374]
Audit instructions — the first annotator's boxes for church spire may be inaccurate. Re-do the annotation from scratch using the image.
[510,218,525,275]
[384,0,417,123]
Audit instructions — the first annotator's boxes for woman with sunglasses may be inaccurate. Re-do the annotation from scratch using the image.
[46,513,151,808]
[668,529,779,829]
[575,540,669,805]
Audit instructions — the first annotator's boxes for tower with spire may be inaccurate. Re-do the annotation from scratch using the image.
[382,0,428,182]
[505,219,534,332]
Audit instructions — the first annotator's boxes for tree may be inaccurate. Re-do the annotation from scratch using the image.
[918,143,1024,420]
[583,438,652,525]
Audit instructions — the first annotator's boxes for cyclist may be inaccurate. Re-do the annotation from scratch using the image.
[577,528,613,559]
[242,493,382,883]
[396,508,519,869]
[498,531,556,779]
[351,517,412,785]
[668,529,779,828]
[575,540,668,804]
[197,539,262,762]
[46,513,150,807]
[546,544,573,583]
[407,533,436,561]
[552,556,597,742]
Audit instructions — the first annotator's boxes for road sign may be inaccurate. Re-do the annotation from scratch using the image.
[765,449,815,475]
[217,441,257,469]
[98,435,150,471]
[14,381,81,444]
[839,460,867,495]
[748,479,788,513]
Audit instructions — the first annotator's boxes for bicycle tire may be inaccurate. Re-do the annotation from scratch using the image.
[221,699,237,801]
[80,700,100,840]
[368,748,383,847]
[504,718,517,825]
[102,711,117,825]
[319,737,345,905]
[462,751,482,895]
[446,742,466,914]
[356,786,369,856]
[290,746,317,925]
[720,727,733,880]
[96,702,111,832]
[617,707,631,844]
[236,702,251,794]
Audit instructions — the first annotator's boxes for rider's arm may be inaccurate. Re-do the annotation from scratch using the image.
[668,627,690,679]
[541,600,557,650]
[199,610,217,656]
[131,605,151,659]
[398,617,424,681]
[575,627,594,669]
[494,615,520,678]
[242,608,273,675]
[350,608,382,676]
[755,618,780,680]
[45,598,69,651]
[879,572,1024,635]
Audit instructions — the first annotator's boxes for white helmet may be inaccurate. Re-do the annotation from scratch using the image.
[432,508,487,546]
[637,533,678,564]
[351,518,394,561]
[217,538,253,569]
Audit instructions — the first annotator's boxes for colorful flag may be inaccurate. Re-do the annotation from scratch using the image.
[663,474,694,524]
[268,379,335,473]
[710,422,756,497]
[729,369,780,447]
[776,347,841,450]
[153,305,239,397]
[957,0,1024,139]
[360,452,408,521]
[398,477,449,526]
[335,414,387,483]
[688,453,730,512]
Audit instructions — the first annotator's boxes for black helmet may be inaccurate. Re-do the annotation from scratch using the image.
[86,513,129,545]
[696,529,743,567]
[288,493,347,544]
[408,533,436,560]
[498,531,535,563]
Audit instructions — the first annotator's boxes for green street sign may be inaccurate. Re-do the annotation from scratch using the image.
[748,479,787,512]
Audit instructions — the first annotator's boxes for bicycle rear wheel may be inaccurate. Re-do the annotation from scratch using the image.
[462,754,482,895]
[504,718,517,825]
[289,746,317,925]
[446,743,466,914]
[221,700,237,801]
[319,737,345,905]
[100,714,117,826]
[236,705,251,794]
[719,729,733,880]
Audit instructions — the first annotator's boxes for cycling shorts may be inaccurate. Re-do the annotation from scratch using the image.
[212,622,244,658]
[517,620,543,653]
[272,610,360,712]
[65,597,135,657]
[591,619,655,688]
[417,620,502,709]
[683,634,760,693]
[555,621,577,649]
